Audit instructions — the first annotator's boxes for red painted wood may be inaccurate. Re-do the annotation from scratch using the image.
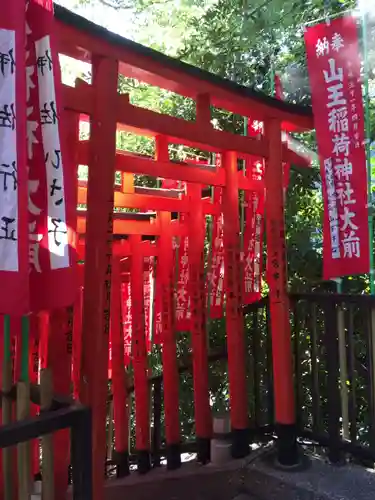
[264,119,295,424]
[77,188,221,215]
[77,140,269,190]
[29,313,40,477]
[72,286,83,401]
[129,235,150,452]
[63,84,268,158]
[196,93,211,126]
[158,212,180,445]
[187,185,212,440]
[222,151,248,430]
[77,240,158,261]
[76,216,190,237]
[79,55,118,500]
[55,19,312,131]
[46,308,72,500]
[110,257,129,453]
[64,84,312,163]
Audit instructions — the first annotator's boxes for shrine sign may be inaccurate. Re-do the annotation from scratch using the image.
[305,15,370,279]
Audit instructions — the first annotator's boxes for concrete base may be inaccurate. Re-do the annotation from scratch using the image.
[66,446,375,500]
[211,439,232,465]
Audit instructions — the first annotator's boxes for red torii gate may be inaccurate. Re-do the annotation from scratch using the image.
[55,4,314,500]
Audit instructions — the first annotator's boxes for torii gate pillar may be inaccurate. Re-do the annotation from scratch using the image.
[265,118,298,466]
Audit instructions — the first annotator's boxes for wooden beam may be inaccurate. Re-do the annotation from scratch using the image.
[76,214,188,236]
[77,187,220,215]
[68,85,308,169]
[63,84,268,157]
[77,141,264,191]
[55,16,313,131]
[77,240,158,260]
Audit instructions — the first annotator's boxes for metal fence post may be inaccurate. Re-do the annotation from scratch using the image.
[71,408,93,500]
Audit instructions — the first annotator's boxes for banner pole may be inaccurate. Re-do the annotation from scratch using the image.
[362,9,375,443]
[362,12,375,294]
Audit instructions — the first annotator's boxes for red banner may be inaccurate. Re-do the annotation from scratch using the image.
[153,284,162,344]
[26,0,76,311]
[175,214,190,330]
[0,1,29,315]
[208,155,225,318]
[242,122,265,304]
[243,169,264,304]
[121,273,132,366]
[143,256,153,350]
[120,257,153,358]
[305,16,370,278]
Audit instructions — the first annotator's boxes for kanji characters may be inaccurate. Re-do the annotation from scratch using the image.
[0,103,16,129]
[36,49,53,76]
[0,161,17,192]
[326,84,346,108]
[48,217,67,247]
[336,182,355,206]
[334,158,352,182]
[332,133,350,157]
[0,48,15,77]
[45,149,61,169]
[50,178,63,206]
[316,37,330,57]
[342,231,360,258]
[323,58,343,84]
[331,32,344,52]
[328,107,348,134]
[340,206,358,232]
[0,216,16,241]
[40,101,58,125]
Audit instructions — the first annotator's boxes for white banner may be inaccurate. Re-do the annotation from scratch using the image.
[0,29,18,272]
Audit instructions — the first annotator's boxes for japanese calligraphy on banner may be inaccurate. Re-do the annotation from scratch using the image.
[144,257,153,350]
[121,260,153,364]
[304,16,370,278]
[26,0,76,311]
[243,186,264,303]
[242,122,265,304]
[175,214,191,331]
[209,155,225,319]
[153,290,162,344]
[121,274,132,366]
[0,2,29,314]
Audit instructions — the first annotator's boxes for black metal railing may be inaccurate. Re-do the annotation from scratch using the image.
[290,293,375,464]
[245,293,375,464]
[109,292,375,475]
[0,389,93,500]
